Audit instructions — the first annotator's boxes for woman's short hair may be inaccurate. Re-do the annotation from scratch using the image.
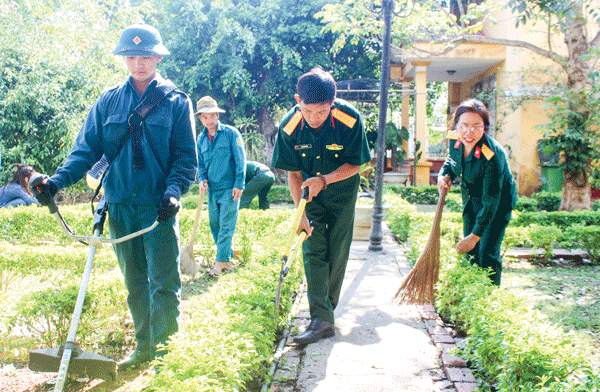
[451,98,490,131]
[296,68,337,104]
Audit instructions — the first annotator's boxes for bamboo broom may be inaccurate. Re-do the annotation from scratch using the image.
[180,187,206,277]
[393,176,449,305]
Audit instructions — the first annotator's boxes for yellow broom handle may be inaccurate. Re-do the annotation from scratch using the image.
[283,188,309,255]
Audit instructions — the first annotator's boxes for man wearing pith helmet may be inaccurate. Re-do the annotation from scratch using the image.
[195,96,246,277]
[32,24,198,371]
[271,68,371,344]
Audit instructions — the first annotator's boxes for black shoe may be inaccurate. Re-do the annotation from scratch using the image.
[118,350,152,371]
[293,318,335,345]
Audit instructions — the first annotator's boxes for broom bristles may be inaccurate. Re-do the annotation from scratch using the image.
[393,184,448,305]
[180,243,199,276]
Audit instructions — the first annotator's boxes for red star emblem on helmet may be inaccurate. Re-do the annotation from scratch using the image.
[133,36,141,45]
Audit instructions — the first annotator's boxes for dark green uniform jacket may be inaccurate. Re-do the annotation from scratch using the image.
[441,131,517,285]
[271,98,371,322]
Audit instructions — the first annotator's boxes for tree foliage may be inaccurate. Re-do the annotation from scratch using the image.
[151,0,380,153]
[0,0,144,182]
[320,0,600,210]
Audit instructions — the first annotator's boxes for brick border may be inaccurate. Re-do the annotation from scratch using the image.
[417,304,479,392]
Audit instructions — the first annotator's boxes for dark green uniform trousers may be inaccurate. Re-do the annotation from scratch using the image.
[303,176,359,324]
[463,203,512,286]
[240,170,275,209]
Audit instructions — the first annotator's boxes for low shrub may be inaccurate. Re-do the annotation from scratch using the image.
[385,184,460,204]
[563,225,600,263]
[387,199,600,391]
[532,192,561,212]
[530,224,563,261]
[7,271,129,358]
[150,212,303,391]
[510,210,600,229]
[501,226,531,256]
[515,196,538,212]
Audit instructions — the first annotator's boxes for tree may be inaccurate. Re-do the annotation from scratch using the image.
[319,0,600,210]
[150,0,380,157]
[0,0,143,181]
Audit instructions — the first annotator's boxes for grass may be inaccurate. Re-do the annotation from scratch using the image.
[502,260,600,362]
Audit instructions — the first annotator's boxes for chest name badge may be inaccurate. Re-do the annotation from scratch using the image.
[446,157,457,167]
[294,144,312,150]
[326,144,343,150]
[474,147,481,159]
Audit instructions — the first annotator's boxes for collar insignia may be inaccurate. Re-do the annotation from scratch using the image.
[454,139,461,149]
[474,147,481,159]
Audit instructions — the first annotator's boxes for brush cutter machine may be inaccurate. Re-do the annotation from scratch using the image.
[274,188,309,317]
[28,173,158,391]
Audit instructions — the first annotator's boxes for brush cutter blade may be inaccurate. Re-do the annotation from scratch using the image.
[29,347,117,381]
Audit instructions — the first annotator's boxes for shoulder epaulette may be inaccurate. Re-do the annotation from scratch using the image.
[283,111,303,136]
[332,108,357,129]
[481,144,495,160]
[446,130,459,140]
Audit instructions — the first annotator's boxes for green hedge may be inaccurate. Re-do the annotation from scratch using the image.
[387,198,600,390]
[182,184,293,210]
[511,210,600,229]
[2,204,303,390]
[385,184,460,204]
[150,209,302,390]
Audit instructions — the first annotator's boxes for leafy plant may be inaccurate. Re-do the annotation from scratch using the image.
[564,225,600,263]
[530,224,562,262]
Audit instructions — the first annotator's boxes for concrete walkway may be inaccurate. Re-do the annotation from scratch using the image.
[267,226,478,392]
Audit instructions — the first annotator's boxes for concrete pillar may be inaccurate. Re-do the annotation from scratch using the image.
[413,61,431,185]
[401,80,411,160]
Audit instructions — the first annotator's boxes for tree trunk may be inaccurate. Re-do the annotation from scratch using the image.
[560,169,591,211]
[258,105,277,156]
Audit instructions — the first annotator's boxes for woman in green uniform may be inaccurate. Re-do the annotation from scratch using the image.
[438,99,517,286]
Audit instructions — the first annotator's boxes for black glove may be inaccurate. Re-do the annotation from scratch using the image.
[32,175,58,207]
[157,195,181,222]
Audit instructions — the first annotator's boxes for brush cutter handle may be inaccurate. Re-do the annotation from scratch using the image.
[51,214,159,247]
[30,172,59,214]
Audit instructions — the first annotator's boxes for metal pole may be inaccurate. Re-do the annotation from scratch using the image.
[369,0,394,251]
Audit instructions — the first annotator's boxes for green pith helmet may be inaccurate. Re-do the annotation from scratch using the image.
[112,24,170,56]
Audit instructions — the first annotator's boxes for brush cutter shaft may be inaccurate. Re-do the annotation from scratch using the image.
[51,213,158,246]
[53,228,100,392]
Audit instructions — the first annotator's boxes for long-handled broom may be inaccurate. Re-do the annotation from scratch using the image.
[393,176,449,305]
[180,187,206,277]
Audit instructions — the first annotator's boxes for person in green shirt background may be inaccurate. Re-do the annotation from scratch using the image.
[438,98,517,286]
[240,160,275,210]
[271,67,371,345]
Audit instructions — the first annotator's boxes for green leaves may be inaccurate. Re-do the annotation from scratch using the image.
[0,0,142,181]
